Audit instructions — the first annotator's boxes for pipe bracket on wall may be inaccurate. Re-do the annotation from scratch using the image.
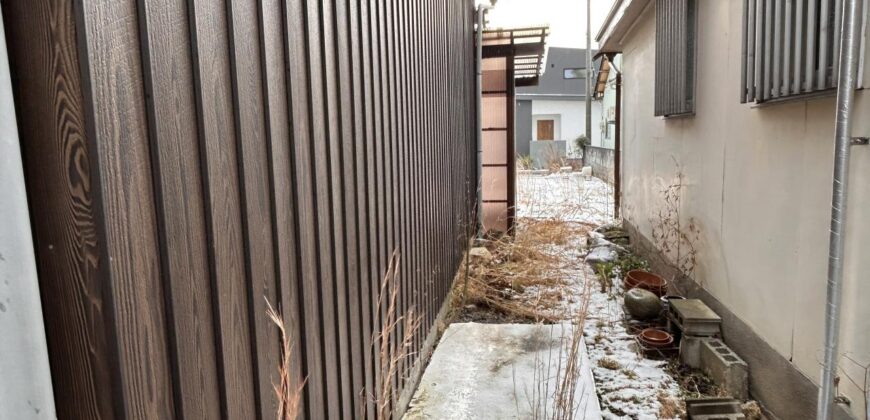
[850,137,869,145]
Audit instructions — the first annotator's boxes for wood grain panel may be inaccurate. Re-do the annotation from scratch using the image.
[135,0,220,417]
[259,0,307,417]
[356,0,378,417]
[2,0,116,418]
[320,1,354,417]
[366,0,387,411]
[284,0,326,416]
[423,0,436,335]
[392,0,409,390]
[350,0,376,416]
[76,0,176,417]
[381,0,399,399]
[187,0,257,417]
[334,0,365,416]
[8,1,479,418]
[304,0,342,417]
[409,0,425,355]
[226,0,279,417]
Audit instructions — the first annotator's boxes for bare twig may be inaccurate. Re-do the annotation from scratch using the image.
[649,159,700,280]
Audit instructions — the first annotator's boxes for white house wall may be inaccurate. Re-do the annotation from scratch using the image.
[530,99,603,154]
[0,9,57,420]
[619,2,870,417]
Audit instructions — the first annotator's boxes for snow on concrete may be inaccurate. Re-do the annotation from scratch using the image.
[517,172,615,225]
[403,323,601,420]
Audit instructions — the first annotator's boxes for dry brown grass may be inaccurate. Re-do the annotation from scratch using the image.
[656,390,685,418]
[362,250,421,420]
[741,400,763,420]
[265,299,306,420]
[453,219,592,323]
[597,357,621,370]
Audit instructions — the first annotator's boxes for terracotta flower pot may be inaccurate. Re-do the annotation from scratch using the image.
[640,328,670,342]
[639,328,674,348]
[625,270,668,296]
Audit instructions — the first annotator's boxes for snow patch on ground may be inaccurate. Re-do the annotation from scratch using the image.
[516,174,683,419]
[582,274,682,419]
[517,173,615,225]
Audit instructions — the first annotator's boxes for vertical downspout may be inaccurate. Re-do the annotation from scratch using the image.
[606,54,623,220]
[475,3,492,239]
[817,0,863,418]
[614,65,622,220]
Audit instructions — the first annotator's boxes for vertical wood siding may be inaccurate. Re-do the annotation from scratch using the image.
[2,0,477,418]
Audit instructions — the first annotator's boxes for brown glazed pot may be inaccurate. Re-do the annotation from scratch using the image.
[625,270,668,297]
[639,328,674,348]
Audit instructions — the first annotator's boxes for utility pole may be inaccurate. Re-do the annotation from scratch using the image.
[585,0,592,144]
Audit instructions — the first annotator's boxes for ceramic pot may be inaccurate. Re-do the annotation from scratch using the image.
[625,270,668,296]
[639,328,674,348]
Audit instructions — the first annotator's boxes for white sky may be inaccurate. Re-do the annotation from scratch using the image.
[476,0,616,49]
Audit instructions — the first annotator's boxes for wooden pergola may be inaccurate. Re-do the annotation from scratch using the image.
[479,26,547,233]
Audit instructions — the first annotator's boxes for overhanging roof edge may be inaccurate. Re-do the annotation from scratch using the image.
[596,0,652,53]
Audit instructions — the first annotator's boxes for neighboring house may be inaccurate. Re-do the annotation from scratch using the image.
[599,1,870,419]
[516,47,602,168]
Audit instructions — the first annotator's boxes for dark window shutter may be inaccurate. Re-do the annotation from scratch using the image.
[740,0,865,104]
[655,0,697,116]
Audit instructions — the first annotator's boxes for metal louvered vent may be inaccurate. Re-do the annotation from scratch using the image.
[741,0,867,104]
[655,0,698,117]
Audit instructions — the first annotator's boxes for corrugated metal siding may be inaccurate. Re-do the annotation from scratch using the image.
[1,0,477,418]
[654,0,697,116]
[741,0,865,103]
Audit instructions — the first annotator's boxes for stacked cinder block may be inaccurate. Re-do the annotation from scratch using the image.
[699,338,749,400]
[671,299,749,400]
[685,398,747,420]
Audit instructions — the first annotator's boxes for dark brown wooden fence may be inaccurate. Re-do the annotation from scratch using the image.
[2,0,476,418]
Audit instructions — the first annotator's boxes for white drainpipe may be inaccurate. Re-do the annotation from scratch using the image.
[817,0,864,418]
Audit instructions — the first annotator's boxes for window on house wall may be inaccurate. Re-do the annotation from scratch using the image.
[654,0,698,117]
[740,0,867,104]
[563,68,586,79]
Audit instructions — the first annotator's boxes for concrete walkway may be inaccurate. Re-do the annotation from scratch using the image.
[404,323,601,419]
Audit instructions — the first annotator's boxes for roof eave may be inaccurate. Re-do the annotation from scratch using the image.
[595,0,652,53]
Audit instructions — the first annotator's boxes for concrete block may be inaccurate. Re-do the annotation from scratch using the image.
[669,299,722,336]
[679,335,705,369]
[686,398,745,420]
[700,338,749,400]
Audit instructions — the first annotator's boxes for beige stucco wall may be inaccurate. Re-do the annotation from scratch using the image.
[619,2,870,417]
